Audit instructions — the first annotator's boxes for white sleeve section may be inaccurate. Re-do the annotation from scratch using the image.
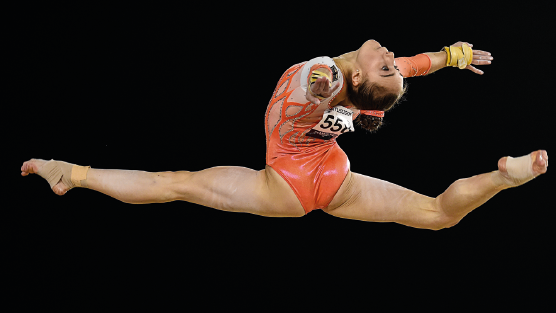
[300,56,342,94]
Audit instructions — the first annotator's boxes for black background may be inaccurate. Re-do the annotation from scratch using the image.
[8,3,554,309]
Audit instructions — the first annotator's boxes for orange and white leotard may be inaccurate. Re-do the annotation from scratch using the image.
[265,57,354,214]
[265,54,431,214]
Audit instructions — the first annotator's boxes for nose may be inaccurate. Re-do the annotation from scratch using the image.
[384,48,394,58]
[382,47,395,58]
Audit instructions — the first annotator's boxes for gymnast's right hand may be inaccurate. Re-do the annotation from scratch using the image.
[306,76,340,105]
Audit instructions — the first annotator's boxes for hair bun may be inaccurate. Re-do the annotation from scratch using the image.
[357,114,383,132]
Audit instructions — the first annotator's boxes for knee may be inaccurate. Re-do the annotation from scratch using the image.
[427,199,463,231]
[427,215,462,231]
[442,218,462,229]
[154,171,193,202]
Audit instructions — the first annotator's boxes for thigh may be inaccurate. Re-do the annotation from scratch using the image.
[179,165,305,217]
[324,171,447,229]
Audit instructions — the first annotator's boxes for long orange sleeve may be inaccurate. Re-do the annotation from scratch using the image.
[395,54,432,78]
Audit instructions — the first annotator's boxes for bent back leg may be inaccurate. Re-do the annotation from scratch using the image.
[325,150,549,230]
[324,172,450,230]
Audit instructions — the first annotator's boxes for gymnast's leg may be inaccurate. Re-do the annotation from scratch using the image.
[324,150,548,230]
[20,159,305,217]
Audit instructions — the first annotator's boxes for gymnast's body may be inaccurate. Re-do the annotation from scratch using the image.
[21,40,548,230]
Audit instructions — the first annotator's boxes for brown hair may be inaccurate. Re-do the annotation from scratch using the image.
[347,77,406,132]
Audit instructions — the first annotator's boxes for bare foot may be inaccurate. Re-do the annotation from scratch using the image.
[21,159,70,195]
[496,150,548,188]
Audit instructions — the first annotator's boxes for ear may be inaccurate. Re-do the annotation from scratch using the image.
[352,69,362,87]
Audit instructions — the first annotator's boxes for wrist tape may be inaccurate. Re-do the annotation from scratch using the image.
[309,69,332,100]
[443,43,473,69]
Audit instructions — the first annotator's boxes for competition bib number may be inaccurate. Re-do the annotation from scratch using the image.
[306,106,355,140]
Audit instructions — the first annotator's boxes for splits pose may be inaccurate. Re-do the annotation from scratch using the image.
[21,40,548,230]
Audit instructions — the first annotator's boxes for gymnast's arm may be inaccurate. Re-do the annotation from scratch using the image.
[304,61,341,105]
[396,41,493,77]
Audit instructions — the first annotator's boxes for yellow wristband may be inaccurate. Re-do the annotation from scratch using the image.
[309,70,332,86]
[309,70,332,99]
[443,43,473,69]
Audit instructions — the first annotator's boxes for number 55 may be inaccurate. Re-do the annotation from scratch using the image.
[330,118,343,132]
[320,115,335,129]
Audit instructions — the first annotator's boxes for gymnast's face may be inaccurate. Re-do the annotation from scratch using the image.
[354,40,404,94]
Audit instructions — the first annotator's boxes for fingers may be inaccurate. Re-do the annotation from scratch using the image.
[306,92,321,105]
[471,51,493,67]
[469,48,492,72]
[307,79,323,105]
[306,74,341,105]
[471,59,492,66]
[316,77,339,97]
[472,49,491,56]
[328,81,340,95]
[312,77,328,94]
[455,44,493,62]
[310,80,325,105]
[465,64,484,75]
[307,77,334,105]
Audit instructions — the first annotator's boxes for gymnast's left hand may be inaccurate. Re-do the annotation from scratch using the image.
[306,76,340,105]
[451,41,493,75]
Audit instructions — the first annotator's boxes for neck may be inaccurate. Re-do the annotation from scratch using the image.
[333,51,357,78]
[332,51,359,105]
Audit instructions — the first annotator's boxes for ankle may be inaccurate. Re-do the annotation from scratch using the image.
[489,171,512,190]
[72,165,90,188]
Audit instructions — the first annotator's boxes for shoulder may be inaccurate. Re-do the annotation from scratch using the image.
[300,56,343,92]
[301,57,338,79]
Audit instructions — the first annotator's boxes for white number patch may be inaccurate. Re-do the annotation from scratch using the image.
[306,106,354,140]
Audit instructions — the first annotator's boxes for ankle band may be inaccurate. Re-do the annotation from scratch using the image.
[37,160,90,190]
[71,165,90,188]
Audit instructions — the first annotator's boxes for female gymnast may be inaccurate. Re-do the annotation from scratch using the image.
[21,40,548,230]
